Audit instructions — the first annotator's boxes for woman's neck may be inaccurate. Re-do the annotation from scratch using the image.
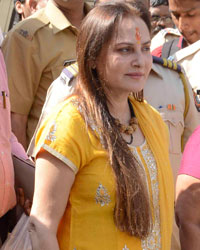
[107,95,131,125]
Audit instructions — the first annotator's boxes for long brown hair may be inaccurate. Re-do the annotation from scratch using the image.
[75,2,152,238]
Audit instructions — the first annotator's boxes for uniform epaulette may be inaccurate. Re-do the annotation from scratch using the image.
[15,10,49,41]
[153,56,182,73]
[61,62,78,84]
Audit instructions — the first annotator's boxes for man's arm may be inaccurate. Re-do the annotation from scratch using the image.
[2,23,42,150]
[176,175,200,250]
[176,126,200,249]
[11,112,28,149]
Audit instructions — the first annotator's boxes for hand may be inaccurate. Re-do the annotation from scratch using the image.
[16,188,32,216]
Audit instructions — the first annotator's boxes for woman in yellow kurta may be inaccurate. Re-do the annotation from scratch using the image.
[29,2,174,250]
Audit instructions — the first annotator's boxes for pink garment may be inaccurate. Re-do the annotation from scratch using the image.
[0,50,27,217]
[11,132,28,159]
[179,125,200,179]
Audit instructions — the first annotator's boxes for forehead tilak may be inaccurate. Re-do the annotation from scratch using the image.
[135,27,141,44]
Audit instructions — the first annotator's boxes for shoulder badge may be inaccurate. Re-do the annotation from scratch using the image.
[153,56,182,73]
[16,10,49,40]
[18,29,33,40]
[60,62,78,86]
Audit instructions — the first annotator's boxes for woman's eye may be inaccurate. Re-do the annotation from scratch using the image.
[142,46,150,52]
[119,47,131,53]
[187,13,195,17]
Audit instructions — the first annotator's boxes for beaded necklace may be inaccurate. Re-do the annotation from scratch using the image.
[114,99,138,145]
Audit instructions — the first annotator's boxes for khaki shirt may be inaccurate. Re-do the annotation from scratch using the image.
[151,28,181,52]
[174,40,200,93]
[2,0,90,145]
[145,63,200,181]
[145,62,199,250]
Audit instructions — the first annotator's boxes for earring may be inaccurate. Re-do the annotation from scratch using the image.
[132,90,143,102]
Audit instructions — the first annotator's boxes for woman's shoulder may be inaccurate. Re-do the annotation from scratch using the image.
[50,97,84,123]
[37,97,86,142]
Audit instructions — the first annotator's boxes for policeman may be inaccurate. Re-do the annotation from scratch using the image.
[144,56,200,250]
[2,0,91,149]
[152,0,200,112]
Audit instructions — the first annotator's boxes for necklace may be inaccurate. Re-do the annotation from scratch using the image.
[126,134,133,145]
[114,100,138,144]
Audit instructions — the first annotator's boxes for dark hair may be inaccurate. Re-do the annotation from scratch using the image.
[126,0,151,31]
[95,0,151,31]
[150,0,168,7]
[75,2,152,238]
[14,0,26,3]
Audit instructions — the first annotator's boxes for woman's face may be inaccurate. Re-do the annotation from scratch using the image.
[96,16,152,99]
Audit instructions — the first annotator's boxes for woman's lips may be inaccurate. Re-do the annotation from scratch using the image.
[125,72,144,79]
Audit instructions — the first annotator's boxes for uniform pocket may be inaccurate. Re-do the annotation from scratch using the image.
[159,109,184,154]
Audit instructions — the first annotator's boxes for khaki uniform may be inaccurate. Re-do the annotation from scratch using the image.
[145,59,199,179]
[2,0,90,145]
[146,58,200,250]
[28,58,200,250]
[151,28,181,52]
[174,39,200,93]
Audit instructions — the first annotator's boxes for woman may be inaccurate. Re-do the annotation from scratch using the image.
[29,2,174,250]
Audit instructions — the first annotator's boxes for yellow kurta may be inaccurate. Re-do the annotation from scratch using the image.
[35,96,174,250]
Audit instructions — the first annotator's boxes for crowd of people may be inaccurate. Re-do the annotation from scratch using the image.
[0,0,200,249]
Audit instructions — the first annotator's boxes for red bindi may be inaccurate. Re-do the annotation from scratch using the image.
[135,27,141,44]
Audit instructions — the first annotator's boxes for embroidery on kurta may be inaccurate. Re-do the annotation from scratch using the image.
[45,121,57,142]
[131,142,161,250]
[141,143,161,250]
[72,99,104,145]
[123,245,129,250]
[95,184,111,207]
